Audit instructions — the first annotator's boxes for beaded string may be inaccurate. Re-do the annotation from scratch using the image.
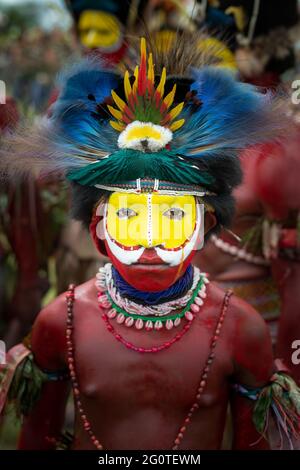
[103,275,205,323]
[66,286,103,450]
[65,284,232,450]
[97,263,202,317]
[98,276,207,352]
[171,289,232,450]
[101,311,194,353]
[96,264,209,331]
[111,263,195,306]
[211,234,269,266]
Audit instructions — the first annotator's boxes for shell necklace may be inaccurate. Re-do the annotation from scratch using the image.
[95,263,209,331]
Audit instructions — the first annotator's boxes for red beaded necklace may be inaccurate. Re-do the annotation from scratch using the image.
[65,284,232,450]
[101,311,194,353]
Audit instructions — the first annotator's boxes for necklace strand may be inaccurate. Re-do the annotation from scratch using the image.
[211,234,269,266]
[102,312,193,353]
[65,284,232,450]
[98,272,207,352]
[96,264,202,317]
[96,264,209,331]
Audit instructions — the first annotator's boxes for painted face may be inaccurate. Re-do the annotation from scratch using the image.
[78,10,122,51]
[94,192,204,291]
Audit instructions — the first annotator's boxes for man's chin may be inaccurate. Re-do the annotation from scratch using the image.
[105,245,188,291]
[117,264,180,292]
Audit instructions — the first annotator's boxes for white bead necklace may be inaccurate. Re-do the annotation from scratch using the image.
[211,234,269,267]
[95,263,204,316]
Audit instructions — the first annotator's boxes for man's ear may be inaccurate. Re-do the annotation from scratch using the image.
[89,212,108,257]
[204,211,217,235]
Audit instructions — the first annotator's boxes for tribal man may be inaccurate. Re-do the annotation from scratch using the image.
[1,34,299,450]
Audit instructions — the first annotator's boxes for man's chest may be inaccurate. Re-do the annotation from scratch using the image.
[71,307,233,410]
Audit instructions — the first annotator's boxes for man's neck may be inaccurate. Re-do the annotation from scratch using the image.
[111,264,194,305]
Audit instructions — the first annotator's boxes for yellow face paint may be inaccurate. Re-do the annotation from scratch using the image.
[78,10,121,50]
[106,192,196,250]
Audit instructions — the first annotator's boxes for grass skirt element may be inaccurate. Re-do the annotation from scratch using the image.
[0,343,69,418]
[234,372,300,449]
[0,344,31,416]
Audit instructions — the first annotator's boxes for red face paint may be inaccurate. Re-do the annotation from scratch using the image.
[104,241,197,291]
[89,209,199,291]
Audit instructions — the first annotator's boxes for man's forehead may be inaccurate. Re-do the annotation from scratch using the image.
[108,192,196,205]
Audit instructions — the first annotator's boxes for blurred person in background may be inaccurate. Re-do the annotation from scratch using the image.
[127,0,300,383]
[0,1,74,348]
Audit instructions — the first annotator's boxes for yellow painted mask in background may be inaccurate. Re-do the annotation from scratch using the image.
[106,192,197,250]
[78,10,122,50]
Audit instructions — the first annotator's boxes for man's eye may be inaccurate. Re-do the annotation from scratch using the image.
[163,208,185,220]
[116,208,137,219]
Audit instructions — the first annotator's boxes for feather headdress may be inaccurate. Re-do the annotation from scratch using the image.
[0,33,284,200]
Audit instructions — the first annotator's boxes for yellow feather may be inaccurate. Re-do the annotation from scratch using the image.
[107,105,123,121]
[133,66,139,93]
[148,53,154,85]
[156,67,166,96]
[169,102,184,120]
[163,84,176,108]
[124,70,132,101]
[109,120,125,132]
[169,119,185,131]
[140,37,146,62]
[111,90,126,112]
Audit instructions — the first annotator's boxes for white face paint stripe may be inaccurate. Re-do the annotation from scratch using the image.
[155,203,203,266]
[147,193,152,247]
[103,202,145,265]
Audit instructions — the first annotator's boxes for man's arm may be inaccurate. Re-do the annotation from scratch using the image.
[271,257,300,384]
[18,296,70,450]
[229,296,274,450]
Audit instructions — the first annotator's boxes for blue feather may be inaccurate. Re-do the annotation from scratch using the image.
[51,59,120,153]
[0,43,284,190]
[173,67,278,158]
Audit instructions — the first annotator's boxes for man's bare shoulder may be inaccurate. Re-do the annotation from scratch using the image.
[36,279,96,327]
[31,278,97,368]
[224,289,273,386]
[228,290,271,345]
[205,281,273,385]
[207,280,269,334]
